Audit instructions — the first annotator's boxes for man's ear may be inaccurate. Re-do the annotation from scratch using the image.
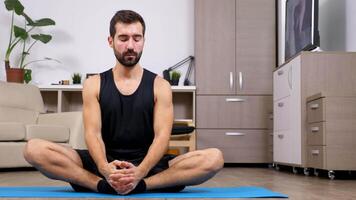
[108,36,113,48]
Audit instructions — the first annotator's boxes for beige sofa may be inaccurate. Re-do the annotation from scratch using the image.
[0,82,86,168]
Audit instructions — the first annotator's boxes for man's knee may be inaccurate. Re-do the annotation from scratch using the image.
[23,138,51,165]
[203,148,224,172]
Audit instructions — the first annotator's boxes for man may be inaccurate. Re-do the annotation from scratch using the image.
[24,10,224,195]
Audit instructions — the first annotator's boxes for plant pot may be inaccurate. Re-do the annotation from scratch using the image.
[170,79,179,86]
[6,68,24,83]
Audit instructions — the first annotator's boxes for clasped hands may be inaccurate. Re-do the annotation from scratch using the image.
[102,160,145,195]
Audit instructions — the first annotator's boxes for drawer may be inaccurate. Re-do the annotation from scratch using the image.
[273,64,291,101]
[307,122,325,145]
[274,96,290,131]
[197,129,269,163]
[307,98,324,123]
[196,96,272,129]
[307,146,325,169]
[308,146,356,170]
[273,130,289,164]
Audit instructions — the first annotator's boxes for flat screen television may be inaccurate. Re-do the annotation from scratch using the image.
[285,0,320,62]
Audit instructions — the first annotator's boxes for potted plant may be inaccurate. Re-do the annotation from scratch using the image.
[170,70,181,86]
[72,73,82,84]
[4,0,55,83]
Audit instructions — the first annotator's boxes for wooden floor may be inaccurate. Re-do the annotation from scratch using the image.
[1,166,356,199]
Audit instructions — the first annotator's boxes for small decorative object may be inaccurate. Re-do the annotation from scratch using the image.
[72,73,82,84]
[59,80,70,85]
[170,70,181,86]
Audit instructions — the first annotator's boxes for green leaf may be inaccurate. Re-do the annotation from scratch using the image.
[22,13,34,25]
[14,25,28,39]
[31,34,52,43]
[4,0,24,15]
[28,18,55,27]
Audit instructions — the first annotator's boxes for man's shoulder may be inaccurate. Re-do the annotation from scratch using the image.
[84,74,100,88]
[154,75,171,91]
[83,74,101,96]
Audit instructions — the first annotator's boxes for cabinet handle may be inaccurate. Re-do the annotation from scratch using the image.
[225,132,246,136]
[239,72,243,90]
[277,134,284,139]
[288,66,292,89]
[311,127,320,132]
[226,98,245,102]
[311,150,320,155]
[278,70,284,76]
[229,72,234,90]
[278,102,284,107]
[310,103,319,109]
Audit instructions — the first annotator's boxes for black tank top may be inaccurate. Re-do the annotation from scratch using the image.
[99,68,157,160]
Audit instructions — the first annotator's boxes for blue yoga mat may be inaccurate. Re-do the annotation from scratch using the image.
[0,186,288,198]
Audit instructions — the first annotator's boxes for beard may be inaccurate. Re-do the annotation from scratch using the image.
[114,48,143,68]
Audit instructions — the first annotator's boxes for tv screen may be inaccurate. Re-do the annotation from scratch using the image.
[285,0,319,62]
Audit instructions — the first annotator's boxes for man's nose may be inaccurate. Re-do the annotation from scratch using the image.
[127,38,134,50]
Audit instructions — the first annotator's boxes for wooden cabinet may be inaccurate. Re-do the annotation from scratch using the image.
[273,52,356,168]
[195,0,275,163]
[306,95,356,171]
[273,56,302,165]
[195,0,275,95]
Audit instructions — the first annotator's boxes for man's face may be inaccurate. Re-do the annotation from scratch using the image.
[108,22,144,67]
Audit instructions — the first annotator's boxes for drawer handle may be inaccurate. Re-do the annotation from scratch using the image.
[226,98,245,102]
[311,127,320,132]
[277,134,284,139]
[225,132,246,136]
[239,72,243,90]
[278,70,284,76]
[310,103,319,109]
[229,72,234,90]
[278,102,284,107]
[311,150,320,155]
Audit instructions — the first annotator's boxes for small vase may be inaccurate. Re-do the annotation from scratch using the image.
[170,79,179,86]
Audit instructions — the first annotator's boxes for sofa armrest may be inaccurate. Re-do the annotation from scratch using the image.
[37,112,86,149]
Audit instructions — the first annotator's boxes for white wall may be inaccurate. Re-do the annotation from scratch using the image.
[278,0,356,66]
[346,0,356,51]
[0,0,194,85]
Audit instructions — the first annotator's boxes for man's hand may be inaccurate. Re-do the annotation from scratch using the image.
[108,161,146,194]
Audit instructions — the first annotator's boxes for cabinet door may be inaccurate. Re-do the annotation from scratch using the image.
[197,129,269,163]
[195,0,236,95]
[196,95,272,129]
[235,0,275,95]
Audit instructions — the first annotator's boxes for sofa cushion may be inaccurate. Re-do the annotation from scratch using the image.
[25,124,70,142]
[0,106,38,125]
[0,82,45,113]
[0,122,26,141]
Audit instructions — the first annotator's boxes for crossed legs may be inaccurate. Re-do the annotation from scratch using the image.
[23,138,224,193]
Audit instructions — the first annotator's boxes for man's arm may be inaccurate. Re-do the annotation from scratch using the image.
[137,77,173,176]
[82,76,112,178]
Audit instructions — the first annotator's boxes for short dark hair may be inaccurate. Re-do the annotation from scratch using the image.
[109,10,146,37]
